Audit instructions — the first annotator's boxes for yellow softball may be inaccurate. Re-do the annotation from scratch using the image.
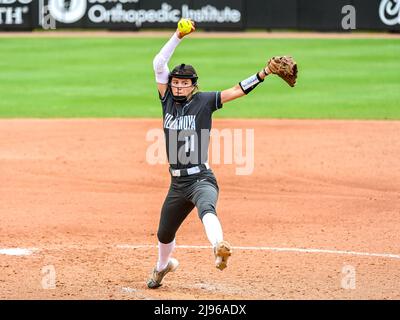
[178,19,192,35]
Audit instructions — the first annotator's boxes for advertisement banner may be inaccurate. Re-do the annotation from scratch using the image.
[0,0,399,31]
[36,0,243,30]
[354,0,400,30]
[0,0,34,30]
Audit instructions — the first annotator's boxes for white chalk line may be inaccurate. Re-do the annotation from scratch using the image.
[116,244,400,260]
[0,248,38,256]
[1,245,399,260]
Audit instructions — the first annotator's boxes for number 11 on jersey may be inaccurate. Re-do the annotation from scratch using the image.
[185,134,195,153]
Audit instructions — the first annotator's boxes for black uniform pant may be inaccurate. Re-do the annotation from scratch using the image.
[157,169,219,244]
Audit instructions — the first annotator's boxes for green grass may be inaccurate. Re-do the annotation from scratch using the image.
[0,37,399,119]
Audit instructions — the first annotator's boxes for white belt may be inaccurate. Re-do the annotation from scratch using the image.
[170,163,210,177]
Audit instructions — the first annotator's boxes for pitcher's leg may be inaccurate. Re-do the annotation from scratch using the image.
[148,188,194,289]
[202,212,223,247]
[190,180,222,245]
[157,191,194,245]
[156,239,176,271]
[190,180,232,270]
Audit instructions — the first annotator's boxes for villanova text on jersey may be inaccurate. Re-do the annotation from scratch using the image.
[164,113,196,130]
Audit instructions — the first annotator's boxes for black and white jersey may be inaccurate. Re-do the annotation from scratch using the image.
[160,89,223,169]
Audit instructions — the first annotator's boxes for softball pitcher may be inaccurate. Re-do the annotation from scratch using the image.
[147,20,297,289]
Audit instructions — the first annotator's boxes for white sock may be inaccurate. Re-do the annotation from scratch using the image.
[202,213,223,247]
[156,239,175,271]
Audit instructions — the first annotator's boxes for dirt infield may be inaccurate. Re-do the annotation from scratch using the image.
[1,119,399,300]
[1,31,399,39]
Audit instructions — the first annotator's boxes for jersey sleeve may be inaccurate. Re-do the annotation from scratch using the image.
[201,91,223,113]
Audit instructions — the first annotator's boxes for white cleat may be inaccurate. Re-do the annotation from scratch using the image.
[147,258,179,289]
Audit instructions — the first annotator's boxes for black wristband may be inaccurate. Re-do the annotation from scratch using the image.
[262,68,269,77]
[239,72,264,95]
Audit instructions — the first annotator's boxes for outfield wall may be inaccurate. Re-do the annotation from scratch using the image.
[0,0,399,32]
